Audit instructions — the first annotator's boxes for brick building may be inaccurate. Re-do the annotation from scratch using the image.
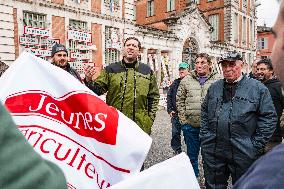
[136,0,258,65]
[0,0,215,85]
[256,25,274,59]
[0,0,138,77]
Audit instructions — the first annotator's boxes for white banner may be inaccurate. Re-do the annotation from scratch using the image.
[0,52,152,189]
[110,153,200,189]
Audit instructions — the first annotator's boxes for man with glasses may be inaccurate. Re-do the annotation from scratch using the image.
[256,58,284,152]
[176,53,220,177]
[200,51,277,188]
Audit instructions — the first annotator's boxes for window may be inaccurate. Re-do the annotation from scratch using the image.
[105,26,121,65]
[243,0,247,9]
[167,0,175,12]
[233,13,239,43]
[242,16,247,44]
[68,20,88,54]
[147,0,154,17]
[69,20,87,31]
[23,12,47,28]
[104,0,120,12]
[258,38,268,49]
[68,20,91,77]
[208,14,219,41]
[22,12,49,60]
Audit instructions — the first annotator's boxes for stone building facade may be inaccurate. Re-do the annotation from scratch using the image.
[136,0,258,65]
[0,0,213,83]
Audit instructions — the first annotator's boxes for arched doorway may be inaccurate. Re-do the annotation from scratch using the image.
[182,37,199,70]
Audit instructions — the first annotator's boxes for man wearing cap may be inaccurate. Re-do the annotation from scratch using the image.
[167,62,189,155]
[200,51,277,188]
[51,43,82,82]
[176,53,221,177]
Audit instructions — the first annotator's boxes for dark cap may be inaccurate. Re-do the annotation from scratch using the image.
[219,51,242,64]
[51,43,68,57]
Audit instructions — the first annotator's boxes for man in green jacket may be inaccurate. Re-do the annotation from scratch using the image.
[0,103,67,189]
[85,37,160,135]
[176,53,221,177]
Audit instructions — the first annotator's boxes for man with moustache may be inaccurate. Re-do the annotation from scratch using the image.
[200,51,277,189]
[176,53,220,177]
[256,58,284,152]
[85,37,159,135]
[233,1,284,188]
[51,43,82,82]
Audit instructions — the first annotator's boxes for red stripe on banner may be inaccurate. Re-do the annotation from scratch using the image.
[5,90,119,145]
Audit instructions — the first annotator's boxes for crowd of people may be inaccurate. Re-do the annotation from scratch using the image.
[1,0,284,188]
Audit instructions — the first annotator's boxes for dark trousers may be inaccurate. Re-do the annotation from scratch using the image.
[202,144,257,189]
[170,116,182,152]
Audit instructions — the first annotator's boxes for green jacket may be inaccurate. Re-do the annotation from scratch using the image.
[176,71,221,127]
[0,103,67,189]
[86,61,160,134]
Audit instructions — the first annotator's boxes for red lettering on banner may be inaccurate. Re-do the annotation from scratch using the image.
[5,91,119,145]
[19,126,113,189]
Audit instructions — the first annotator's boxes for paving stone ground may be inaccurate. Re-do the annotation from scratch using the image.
[143,109,232,189]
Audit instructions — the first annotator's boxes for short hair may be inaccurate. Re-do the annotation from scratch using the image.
[195,53,212,65]
[257,58,273,71]
[124,37,141,50]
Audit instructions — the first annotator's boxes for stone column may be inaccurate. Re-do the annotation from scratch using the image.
[141,48,148,64]
[156,49,162,88]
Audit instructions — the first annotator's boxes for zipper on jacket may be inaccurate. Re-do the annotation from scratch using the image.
[120,69,128,112]
[133,70,137,121]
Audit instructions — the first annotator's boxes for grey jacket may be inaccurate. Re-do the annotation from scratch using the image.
[200,76,277,158]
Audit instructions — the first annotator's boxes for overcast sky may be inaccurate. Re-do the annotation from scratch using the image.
[257,0,280,27]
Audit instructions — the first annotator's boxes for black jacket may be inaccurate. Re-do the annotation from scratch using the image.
[263,77,284,140]
[166,78,181,114]
[52,62,83,83]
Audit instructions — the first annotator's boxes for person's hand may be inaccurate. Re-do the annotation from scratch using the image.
[85,66,100,82]
[169,111,176,118]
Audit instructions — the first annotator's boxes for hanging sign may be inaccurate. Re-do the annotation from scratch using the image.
[24,26,49,37]
[68,30,92,43]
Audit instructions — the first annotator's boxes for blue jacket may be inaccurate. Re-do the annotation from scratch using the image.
[233,143,284,188]
[200,76,277,158]
[166,78,181,114]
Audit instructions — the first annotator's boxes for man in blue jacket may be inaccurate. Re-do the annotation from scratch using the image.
[200,52,277,189]
[167,62,189,155]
